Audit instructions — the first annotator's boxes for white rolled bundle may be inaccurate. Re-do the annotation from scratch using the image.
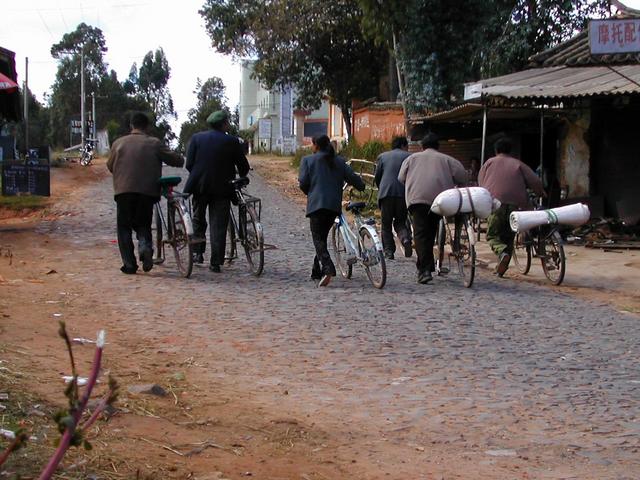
[510,203,591,232]
[431,187,500,219]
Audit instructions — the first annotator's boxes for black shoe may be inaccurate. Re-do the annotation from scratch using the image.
[120,265,137,275]
[140,248,153,272]
[417,271,433,284]
[193,252,204,264]
[496,252,511,277]
[384,251,394,260]
[402,239,413,258]
[209,264,221,273]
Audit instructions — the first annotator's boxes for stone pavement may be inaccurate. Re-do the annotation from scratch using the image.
[36,166,640,479]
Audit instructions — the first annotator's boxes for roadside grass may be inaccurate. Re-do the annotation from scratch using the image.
[0,195,47,211]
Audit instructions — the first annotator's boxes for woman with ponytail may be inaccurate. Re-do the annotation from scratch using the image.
[299,135,365,287]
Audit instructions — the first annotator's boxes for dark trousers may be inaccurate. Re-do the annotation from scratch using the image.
[309,209,337,277]
[192,196,230,266]
[409,204,441,274]
[379,196,411,254]
[115,193,156,272]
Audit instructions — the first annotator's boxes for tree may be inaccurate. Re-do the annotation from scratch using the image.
[480,0,611,77]
[200,0,386,137]
[48,23,108,146]
[134,48,176,123]
[178,76,229,151]
[357,0,611,115]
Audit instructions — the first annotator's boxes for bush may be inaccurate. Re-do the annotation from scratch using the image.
[339,139,390,162]
[291,146,312,170]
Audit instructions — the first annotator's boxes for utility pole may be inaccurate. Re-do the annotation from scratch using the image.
[91,92,96,140]
[24,57,29,153]
[80,47,85,149]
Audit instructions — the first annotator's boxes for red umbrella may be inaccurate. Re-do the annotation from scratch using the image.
[0,72,19,92]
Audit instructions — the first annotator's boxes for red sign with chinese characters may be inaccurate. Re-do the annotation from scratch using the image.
[589,19,640,54]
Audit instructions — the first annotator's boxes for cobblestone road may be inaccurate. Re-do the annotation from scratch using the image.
[37,165,639,479]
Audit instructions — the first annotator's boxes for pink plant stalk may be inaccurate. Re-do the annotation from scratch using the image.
[37,330,105,480]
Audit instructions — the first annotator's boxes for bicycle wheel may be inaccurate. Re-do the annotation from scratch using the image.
[152,203,164,264]
[225,215,237,264]
[241,205,264,276]
[541,230,566,285]
[434,217,447,275]
[455,216,476,288]
[512,231,531,274]
[330,223,352,279]
[359,227,386,289]
[169,202,193,278]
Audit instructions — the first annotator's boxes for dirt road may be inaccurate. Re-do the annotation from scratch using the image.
[0,159,638,479]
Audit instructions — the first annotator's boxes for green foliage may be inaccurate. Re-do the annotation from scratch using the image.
[131,48,176,123]
[291,146,312,170]
[340,139,389,162]
[357,0,610,114]
[178,76,230,151]
[200,0,386,137]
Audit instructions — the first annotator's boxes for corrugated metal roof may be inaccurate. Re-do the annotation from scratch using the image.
[471,64,640,101]
[410,103,483,122]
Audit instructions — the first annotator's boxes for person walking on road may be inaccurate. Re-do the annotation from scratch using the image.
[299,135,365,287]
[184,110,250,273]
[398,133,467,284]
[478,137,545,277]
[107,112,184,274]
[374,136,412,260]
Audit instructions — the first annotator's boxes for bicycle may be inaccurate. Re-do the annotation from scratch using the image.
[224,176,265,276]
[152,175,194,278]
[80,139,95,166]
[330,200,386,289]
[512,198,566,285]
[434,212,477,288]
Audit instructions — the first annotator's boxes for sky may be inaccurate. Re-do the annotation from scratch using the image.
[3,0,640,134]
[0,0,241,132]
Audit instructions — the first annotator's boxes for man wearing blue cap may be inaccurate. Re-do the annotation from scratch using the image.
[184,110,250,272]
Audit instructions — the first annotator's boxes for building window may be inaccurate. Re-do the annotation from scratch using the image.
[303,121,328,138]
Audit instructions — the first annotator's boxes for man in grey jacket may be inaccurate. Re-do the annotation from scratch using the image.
[107,112,184,274]
[398,133,467,284]
[375,136,412,259]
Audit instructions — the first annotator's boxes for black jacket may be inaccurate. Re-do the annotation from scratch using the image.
[184,129,250,198]
[298,152,365,216]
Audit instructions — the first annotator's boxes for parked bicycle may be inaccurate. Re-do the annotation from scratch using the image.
[512,197,566,285]
[80,139,95,166]
[330,200,386,289]
[224,176,265,276]
[434,212,477,288]
[152,175,194,278]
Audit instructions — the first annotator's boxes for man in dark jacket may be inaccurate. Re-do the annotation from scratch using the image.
[107,112,184,274]
[298,135,365,287]
[375,136,412,259]
[184,110,250,272]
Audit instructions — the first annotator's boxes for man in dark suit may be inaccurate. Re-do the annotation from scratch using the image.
[184,111,250,273]
[375,136,412,259]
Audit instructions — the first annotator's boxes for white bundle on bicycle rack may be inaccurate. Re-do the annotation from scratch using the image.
[430,187,500,219]
[509,203,590,233]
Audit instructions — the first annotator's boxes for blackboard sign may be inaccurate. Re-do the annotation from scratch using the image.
[1,162,50,196]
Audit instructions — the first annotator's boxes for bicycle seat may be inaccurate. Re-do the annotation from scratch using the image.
[158,175,182,187]
[230,176,250,188]
[346,201,367,212]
